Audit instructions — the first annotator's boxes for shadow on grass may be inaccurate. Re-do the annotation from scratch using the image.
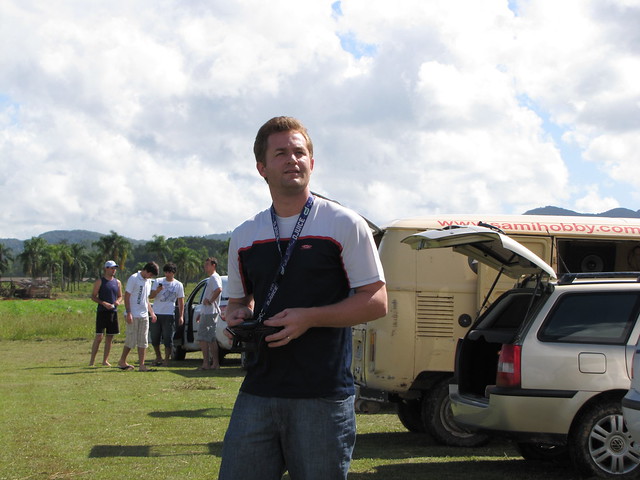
[38,358,247,377]
[353,431,516,461]
[169,365,245,379]
[352,432,577,479]
[88,442,223,458]
[148,407,231,419]
[348,459,578,480]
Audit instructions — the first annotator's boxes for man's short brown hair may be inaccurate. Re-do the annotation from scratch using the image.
[206,257,218,266]
[253,116,313,165]
[143,262,159,276]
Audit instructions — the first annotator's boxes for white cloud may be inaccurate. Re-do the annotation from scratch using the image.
[1,0,639,240]
[575,185,620,213]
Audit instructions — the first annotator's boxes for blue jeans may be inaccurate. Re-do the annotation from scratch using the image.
[218,392,356,480]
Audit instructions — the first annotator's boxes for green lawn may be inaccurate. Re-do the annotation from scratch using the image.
[0,291,579,479]
[0,340,580,480]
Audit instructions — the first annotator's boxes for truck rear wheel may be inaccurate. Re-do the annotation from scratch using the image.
[422,379,490,447]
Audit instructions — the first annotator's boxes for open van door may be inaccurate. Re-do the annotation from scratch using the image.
[402,225,557,280]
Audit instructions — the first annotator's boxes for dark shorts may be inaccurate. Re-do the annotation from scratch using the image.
[149,314,176,347]
[96,310,120,335]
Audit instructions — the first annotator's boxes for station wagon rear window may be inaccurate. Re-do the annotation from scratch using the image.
[539,292,640,344]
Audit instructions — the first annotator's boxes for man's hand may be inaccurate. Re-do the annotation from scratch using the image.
[262,309,311,347]
[223,305,253,339]
[126,312,133,324]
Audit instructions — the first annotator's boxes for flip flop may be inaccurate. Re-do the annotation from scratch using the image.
[117,365,134,371]
[153,361,163,366]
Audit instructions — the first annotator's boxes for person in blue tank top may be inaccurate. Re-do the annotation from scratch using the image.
[89,260,123,366]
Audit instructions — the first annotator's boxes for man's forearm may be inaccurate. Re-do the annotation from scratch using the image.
[312,281,387,327]
[268,281,387,330]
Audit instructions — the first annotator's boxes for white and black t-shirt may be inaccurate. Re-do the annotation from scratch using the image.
[227,196,385,398]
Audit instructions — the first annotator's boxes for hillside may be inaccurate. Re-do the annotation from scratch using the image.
[523,206,640,218]
[0,230,232,254]
[2,206,639,253]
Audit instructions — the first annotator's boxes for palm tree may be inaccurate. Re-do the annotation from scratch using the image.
[18,237,49,279]
[48,243,73,291]
[173,247,201,286]
[93,231,132,273]
[69,243,91,291]
[45,244,62,288]
[145,235,171,266]
[0,242,13,281]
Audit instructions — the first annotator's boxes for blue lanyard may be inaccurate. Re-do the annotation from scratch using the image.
[256,195,314,323]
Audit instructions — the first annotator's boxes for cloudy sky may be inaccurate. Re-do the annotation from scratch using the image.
[1,0,639,240]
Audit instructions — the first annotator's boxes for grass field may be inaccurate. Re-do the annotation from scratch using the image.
[0,292,581,479]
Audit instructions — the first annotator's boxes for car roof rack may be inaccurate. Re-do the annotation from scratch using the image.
[557,272,640,285]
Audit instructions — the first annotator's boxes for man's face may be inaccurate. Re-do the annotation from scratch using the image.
[257,130,314,193]
[204,261,215,275]
[141,270,156,280]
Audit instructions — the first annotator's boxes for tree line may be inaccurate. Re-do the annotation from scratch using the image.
[0,231,229,290]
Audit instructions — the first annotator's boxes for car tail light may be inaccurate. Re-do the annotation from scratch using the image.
[496,344,521,388]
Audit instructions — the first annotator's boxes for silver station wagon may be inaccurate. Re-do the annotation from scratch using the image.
[404,225,640,479]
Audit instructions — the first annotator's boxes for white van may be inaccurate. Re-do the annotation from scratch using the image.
[352,214,640,447]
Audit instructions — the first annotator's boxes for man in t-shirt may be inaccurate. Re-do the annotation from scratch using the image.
[219,117,387,480]
[195,257,222,370]
[149,262,185,366]
[89,260,123,366]
[117,262,159,372]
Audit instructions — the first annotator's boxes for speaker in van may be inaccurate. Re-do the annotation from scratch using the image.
[561,243,615,273]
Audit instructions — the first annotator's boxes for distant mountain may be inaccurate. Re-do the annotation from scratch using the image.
[0,238,23,252]
[524,206,640,218]
[38,229,107,247]
[203,232,233,241]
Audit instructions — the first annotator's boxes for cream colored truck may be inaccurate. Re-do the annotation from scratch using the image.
[352,214,640,447]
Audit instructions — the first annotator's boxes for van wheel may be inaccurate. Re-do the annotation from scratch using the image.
[397,398,426,433]
[422,379,490,447]
[569,399,640,478]
[516,442,569,462]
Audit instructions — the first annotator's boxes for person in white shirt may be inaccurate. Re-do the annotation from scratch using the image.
[149,262,185,366]
[117,262,159,372]
[196,257,222,370]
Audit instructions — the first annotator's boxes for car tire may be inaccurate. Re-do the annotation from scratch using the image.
[172,345,187,361]
[217,348,227,366]
[397,398,426,433]
[516,442,569,462]
[569,399,640,478]
[422,378,491,447]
